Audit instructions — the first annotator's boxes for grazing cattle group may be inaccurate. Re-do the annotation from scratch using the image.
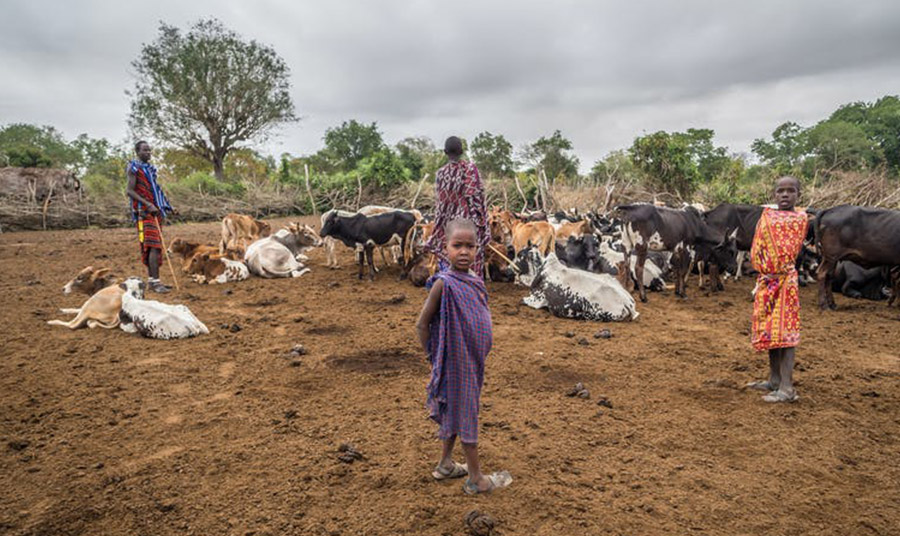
[49,198,898,340]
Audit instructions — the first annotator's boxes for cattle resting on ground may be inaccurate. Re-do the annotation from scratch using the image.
[169,238,224,272]
[118,278,208,339]
[515,248,638,322]
[816,205,900,310]
[48,283,124,330]
[617,204,736,301]
[188,253,251,284]
[832,261,892,301]
[220,214,272,257]
[319,210,417,281]
[62,266,118,296]
[245,223,321,279]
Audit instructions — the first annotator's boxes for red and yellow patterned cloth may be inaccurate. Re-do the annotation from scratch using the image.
[750,208,809,351]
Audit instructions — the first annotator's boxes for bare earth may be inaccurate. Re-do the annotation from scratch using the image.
[1,217,898,536]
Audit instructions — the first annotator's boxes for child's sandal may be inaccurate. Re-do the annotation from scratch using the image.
[432,461,468,480]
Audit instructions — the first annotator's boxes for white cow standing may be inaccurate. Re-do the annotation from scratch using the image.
[515,249,638,322]
[118,278,209,339]
[245,222,322,278]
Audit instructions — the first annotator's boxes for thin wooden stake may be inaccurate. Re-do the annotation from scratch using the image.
[155,216,181,291]
[304,164,318,217]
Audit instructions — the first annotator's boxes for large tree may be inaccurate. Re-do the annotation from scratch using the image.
[470,131,514,178]
[128,19,296,181]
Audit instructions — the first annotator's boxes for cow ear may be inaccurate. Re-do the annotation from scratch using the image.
[95,268,110,277]
[119,282,127,290]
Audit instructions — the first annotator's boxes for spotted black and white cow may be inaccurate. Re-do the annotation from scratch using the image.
[514,248,638,321]
[118,278,208,339]
[617,204,736,301]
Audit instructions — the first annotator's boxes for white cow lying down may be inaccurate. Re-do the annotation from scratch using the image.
[515,249,638,322]
[245,223,322,278]
[119,278,209,339]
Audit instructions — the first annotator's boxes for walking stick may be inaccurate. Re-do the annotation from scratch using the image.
[487,243,520,274]
[155,216,181,291]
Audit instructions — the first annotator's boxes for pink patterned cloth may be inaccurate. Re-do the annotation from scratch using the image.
[425,160,490,275]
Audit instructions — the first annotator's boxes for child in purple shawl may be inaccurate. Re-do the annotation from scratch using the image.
[416,219,512,494]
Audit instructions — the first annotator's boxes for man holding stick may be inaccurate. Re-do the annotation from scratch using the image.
[126,140,176,293]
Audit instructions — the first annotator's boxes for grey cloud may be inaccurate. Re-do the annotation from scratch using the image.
[1,0,899,170]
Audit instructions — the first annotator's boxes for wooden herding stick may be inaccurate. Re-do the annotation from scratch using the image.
[154,216,181,291]
[486,243,520,274]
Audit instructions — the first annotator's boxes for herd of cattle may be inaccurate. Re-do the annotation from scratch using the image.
[46,202,899,337]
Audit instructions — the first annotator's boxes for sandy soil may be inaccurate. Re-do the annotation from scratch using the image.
[1,217,898,536]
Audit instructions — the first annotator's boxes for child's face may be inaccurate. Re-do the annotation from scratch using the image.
[446,228,477,271]
[774,178,799,210]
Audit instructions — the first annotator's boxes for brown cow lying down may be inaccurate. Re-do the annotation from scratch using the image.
[47,284,124,329]
[169,238,222,272]
[63,266,118,295]
[188,253,250,284]
[220,213,272,256]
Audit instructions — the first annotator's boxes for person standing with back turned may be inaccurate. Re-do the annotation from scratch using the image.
[125,140,175,293]
[746,176,808,402]
[424,136,490,276]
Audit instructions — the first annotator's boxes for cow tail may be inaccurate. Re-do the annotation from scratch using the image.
[813,208,825,257]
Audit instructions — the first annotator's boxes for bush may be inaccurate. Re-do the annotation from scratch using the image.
[169,171,245,196]
[82,173,123,197]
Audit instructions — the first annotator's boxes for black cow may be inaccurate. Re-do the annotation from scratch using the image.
[555,234,599,272]
[816,205,900,309]
[320,211,417,281]
[703,204,763,280]
[617,204,736,301]
[832,261,891,301]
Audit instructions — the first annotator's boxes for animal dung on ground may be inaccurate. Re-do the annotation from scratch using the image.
[577,337,591,346]
[229,323,242,333]
[594,329,613,339]
[337,443,364,463]
[290,344,307,356]
[566,382,590,399]
[597,397,613,409]
[387,293,407,304]
[564,330,576,338]
[465,510,496,536]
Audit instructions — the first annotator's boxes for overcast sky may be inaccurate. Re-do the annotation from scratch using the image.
[2,1,899,171]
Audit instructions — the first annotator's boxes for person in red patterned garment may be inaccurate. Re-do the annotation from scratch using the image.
[125,141,176,293]
[746,176,809,403]
[424,136,490,276]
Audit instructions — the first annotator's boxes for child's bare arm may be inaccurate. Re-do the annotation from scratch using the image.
[415,279,443,352]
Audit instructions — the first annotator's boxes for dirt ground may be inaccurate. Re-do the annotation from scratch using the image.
[1,217,898,536]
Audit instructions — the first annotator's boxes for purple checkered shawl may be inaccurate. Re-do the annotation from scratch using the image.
[426,270,493,443]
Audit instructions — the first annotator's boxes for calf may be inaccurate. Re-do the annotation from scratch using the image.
[406,251,438,287]
[320,210,416,281]
[118,278,208,339]
[816,205,900,310]
[188,253,250,284]
[515,248,638,321]
[169,238,221,272]
[617,204,736,301]
[245,223,322,279]
[511,221,556,256]
[48,284,124,330]
[220,213,272,256]
[62,266,117,296]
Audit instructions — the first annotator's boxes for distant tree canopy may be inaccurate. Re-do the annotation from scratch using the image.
[470,131,514,178]
[321,120,385,172]
[521,130,579,182]
[629,129,731,198]
[0,124,79,168]
[128,19,297,182]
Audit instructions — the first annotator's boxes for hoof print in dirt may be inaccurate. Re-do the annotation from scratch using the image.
[597,397,613,409]
[594,329,612,339]
[387,294,406,304]
[337,443,364,463]
[566,382,589,399]
[229,323,242,333]
[289,359,302,367]
[328,281,340,288]
[284,409,298,420]
[290,344,308,357]
[465,510,496,536]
